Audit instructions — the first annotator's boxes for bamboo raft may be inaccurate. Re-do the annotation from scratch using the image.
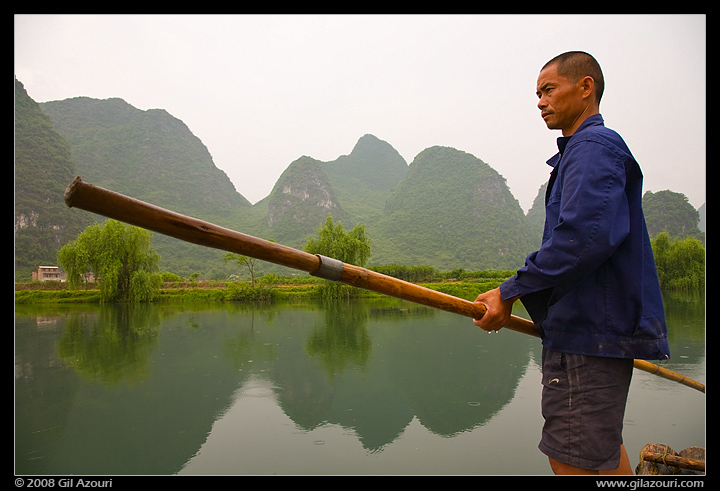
[636,443,705,475]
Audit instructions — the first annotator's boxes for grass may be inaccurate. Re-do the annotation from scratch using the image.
[14,271,511,305]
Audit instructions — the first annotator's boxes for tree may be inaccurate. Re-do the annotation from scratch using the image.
[223,252,261,286]
[304,215,372,299]
[57,219,161,302]
[651,231,705,292]
[222,238,276,286]
[304,215,371,267]
[643,190,703,241]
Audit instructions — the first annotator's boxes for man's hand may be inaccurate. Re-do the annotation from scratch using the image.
[473,287,517,332]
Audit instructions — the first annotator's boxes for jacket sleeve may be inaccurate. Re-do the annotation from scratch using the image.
[500,138,631,303]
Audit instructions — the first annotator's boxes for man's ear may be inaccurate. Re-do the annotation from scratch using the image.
[579,75,596,101]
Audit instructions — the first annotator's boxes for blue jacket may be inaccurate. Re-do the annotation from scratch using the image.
[500,115,670,361]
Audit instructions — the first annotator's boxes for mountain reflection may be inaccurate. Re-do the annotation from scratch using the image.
[269,298,530,452]
[15,296,705,474]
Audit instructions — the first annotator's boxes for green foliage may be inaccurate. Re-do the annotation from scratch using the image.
[223,282,277,302]
[14,289,103,304]
[304,215,372,267]
[223,252,261,286]
[57,220,161,302]
[129,270,163,302]
[651,232,705,292]
[370,264,443,283]
[643,190,704,243]
[160,272,184,282]
[303,215,372,299]
[222,237,277,285]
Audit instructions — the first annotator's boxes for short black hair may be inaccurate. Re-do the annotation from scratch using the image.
[543,51,604,104]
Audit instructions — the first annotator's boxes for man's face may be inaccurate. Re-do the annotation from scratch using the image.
[536,63,590,136]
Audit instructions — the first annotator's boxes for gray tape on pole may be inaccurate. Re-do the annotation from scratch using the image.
[311,255,344,281]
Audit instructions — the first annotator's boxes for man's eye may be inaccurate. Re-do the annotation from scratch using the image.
[537,87,553,98]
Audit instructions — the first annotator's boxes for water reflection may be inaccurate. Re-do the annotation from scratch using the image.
[306,299,374,378]
[56,303,161,385]
[14,295,704,475]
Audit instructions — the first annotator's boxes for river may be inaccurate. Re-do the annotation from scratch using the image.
[14,294,705,475]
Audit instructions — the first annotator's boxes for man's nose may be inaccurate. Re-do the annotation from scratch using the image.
[537,96,547,110]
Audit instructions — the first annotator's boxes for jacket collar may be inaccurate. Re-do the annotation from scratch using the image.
[547,114,605,168]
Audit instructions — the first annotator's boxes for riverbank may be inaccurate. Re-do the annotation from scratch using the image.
[14,277,506,305]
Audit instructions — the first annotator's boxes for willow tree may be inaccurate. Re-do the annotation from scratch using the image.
[304,215,371,299]
[305,215,371,267]
[58,219,161,302]
[651,231,705,292]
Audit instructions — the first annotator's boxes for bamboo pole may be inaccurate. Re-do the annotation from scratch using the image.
[641,452,705,473]
[63,176,705,393]
[632,359,705,393]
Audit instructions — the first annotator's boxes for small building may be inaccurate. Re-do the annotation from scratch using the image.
[32,266,67,282]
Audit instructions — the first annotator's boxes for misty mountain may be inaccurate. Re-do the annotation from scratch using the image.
[14,79,93,280]
[40,96,251,218]
[264,155,347,247]
[524,182,548,251]
[642,190,704,243]
[37,94,266,277]
[371,146,532,270]
[15,82,705,281]
[322,134,408,223]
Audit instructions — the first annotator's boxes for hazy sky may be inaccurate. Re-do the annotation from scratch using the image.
[15,14,706,212]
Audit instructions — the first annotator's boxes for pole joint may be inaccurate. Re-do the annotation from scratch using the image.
[311,255,344,281]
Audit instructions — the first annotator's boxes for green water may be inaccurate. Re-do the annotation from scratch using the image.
[14,295,705,475]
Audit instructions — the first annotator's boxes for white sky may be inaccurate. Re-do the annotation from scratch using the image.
[14,14,706,212]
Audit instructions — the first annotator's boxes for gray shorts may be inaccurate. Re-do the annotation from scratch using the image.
[539,348,634,471]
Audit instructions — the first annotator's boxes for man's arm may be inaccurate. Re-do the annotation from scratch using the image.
[500,140,631,303]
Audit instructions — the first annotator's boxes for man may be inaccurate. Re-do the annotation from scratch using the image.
[473,51,670,475]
